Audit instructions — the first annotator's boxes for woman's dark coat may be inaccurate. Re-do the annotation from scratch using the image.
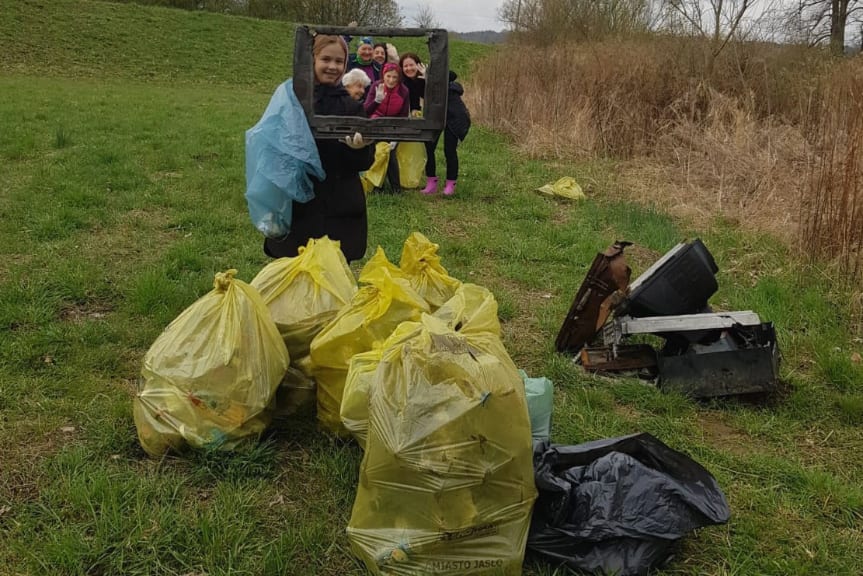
[264,84,374,262]
[446,71,471,142]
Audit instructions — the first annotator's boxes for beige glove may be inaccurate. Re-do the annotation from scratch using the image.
[343,132,369,149]
[374,84,385,103]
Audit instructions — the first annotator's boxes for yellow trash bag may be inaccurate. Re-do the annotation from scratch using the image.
[341,283,499,449]
[346,312,537,576]
[536,176,586,200]
[432,283,502,336]
[340,344,384,449]
[310,251,429,435]
[133,270,290,457]
[251,236,357,359]
[360,245,406,283]
[396,142,427,189]
[361,142,392,194]
[251,237,357,416]
[399,232,462,311]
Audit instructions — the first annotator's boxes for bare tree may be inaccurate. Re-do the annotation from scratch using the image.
[499,0,657,40]
[412,2,441,28]
[659,0,763,74]
[785,0,862,54]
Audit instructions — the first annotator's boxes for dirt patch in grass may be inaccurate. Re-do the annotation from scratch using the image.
[0,418,88,505]
[59,300,114,323]
[0,434,56,504]
[794,426,863,480]
[431,212,489,241]
[0,456,43,504]
[612,403,643,423]
[698,411,766,458]
[77,208,180,268]
[549,205,572,226]
[0,252,33,278]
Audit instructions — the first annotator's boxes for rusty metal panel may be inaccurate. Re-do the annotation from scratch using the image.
[580,345,658,373]
[555,241,632,354]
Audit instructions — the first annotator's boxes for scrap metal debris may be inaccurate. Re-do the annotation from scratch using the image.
[557,239,780,398]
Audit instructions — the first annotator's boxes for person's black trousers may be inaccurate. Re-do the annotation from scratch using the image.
[424,129,459,181]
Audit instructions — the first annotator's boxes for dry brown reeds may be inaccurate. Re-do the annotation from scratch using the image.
[624,90,811,240]
[467,37,861,279]
[800,61,863,282]
[468,37,828,155]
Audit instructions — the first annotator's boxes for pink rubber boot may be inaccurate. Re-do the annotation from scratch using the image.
[443,179,457,196]
[421,176,438,195]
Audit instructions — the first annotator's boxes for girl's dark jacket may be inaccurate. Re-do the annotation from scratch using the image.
[402,75,425,112]
[446,71,471,141]
[264,84,374,263]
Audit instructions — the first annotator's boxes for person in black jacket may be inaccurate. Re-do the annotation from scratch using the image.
[399,52,426,115]
[264,34,374,263]
[422,70,471,196]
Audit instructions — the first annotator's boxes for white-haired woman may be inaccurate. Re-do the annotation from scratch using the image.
[342,68,371,101]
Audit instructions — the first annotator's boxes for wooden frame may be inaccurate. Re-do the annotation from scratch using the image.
[293,25,449,142]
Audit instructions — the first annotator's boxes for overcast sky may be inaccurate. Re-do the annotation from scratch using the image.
[398,1,862,41]
[400,0,506,32]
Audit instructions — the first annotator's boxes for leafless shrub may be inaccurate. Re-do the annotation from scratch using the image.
[800,61,863,281]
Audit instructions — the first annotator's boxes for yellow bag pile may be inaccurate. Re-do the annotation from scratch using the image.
[251,237,357,415]
[361,142,392,194]
[341,283,499,449]
[310,249,429,435]
[346,286,537,575]
[362,142,428,193]
[399,232,462,311]
[133,270,290,457]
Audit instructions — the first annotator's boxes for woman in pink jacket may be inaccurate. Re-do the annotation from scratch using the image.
[364,62,409,119]
[364,62,409,193]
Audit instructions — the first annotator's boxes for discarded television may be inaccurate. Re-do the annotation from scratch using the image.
[622,239,718,318]
[557,239,781,399]
[293,25,449,142]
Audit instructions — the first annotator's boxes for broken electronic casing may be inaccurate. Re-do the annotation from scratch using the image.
[557,239,781,399]
[293,25,448,142]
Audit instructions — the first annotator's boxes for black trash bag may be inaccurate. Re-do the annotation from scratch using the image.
[528,433,730,576]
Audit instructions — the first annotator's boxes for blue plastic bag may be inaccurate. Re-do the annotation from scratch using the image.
[244,79,325,238]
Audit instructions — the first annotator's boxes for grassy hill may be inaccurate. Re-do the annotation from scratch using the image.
[0,0,490,89]
[1,1,862,576]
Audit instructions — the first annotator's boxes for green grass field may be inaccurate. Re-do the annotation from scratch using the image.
[1,1,862,575]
